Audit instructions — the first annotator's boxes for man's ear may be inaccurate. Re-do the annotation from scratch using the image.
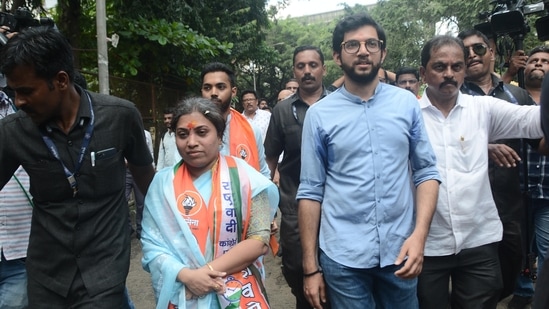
[420,66,426,81]
[55,71,69,90]
[333,51,342,67]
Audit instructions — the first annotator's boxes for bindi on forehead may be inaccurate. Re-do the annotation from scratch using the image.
[186,120,197,129]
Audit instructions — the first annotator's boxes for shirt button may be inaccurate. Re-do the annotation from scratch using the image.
[68,140,73,146]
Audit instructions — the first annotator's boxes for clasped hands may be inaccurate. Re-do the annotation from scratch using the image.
[178,265,227,300]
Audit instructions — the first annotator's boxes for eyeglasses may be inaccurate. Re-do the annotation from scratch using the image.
[242,98,257,103]
[467,43,488,56]
[397,79,418,86]
[341,39,384,54]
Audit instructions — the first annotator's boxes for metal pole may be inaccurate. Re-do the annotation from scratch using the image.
[96,0,109,94]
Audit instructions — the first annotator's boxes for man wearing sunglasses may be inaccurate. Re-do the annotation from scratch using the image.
[457,29,536,303]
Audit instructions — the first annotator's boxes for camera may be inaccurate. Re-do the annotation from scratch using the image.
[0,7,55,45]
[475,0,549,40]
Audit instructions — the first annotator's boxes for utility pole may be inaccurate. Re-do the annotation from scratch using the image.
[96,0,109,94]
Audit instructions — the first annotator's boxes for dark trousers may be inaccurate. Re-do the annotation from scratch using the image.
[125,169,144,238]
[280,213,330,309]
[418,242,502,309]
[27,271,127,309]
[498,220,523,300]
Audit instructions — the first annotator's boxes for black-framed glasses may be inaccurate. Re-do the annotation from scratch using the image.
[341,39,384,54]
[467,43,488,56]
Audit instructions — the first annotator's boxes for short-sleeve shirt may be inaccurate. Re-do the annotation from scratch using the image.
[0,86,153,296]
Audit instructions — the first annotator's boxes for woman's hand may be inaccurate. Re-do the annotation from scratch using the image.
[178,266,226,299]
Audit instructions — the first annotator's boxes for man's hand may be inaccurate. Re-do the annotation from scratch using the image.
[394,232,425,279]
[488,143,521,168]
[502,50,527,83]
[303,272,328,309]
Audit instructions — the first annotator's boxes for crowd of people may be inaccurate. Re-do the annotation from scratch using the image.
[1,11,549,309]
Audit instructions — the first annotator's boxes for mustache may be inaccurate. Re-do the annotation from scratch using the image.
[440,80,458,88]
[467,59,482,67]
[302,75,315,82]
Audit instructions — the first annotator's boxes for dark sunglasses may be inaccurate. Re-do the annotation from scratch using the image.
[468,43,488,56]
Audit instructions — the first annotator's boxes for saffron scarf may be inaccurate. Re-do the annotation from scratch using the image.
[228,109,260,171]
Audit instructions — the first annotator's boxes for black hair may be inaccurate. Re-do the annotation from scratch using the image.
[421,35,468,68]
[171,97,226,139]
[528,45,549,57]
[0,26,75,87]
[200,62,236,87]
[163,107,174,115]
[240,89,257,102]
[293,46,325,66]
[332,13,386,54]
[457,29,490,46]
[396,67,419,81]
[74,71,88,90]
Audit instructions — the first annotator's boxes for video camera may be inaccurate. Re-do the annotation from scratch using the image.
[475,0,549,40]
[0,7,55,45]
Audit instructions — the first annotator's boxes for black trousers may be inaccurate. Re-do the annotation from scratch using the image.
[418,242,502,309]
[498,220,523,300]
[280,212,330,309]
[28,270,127,309]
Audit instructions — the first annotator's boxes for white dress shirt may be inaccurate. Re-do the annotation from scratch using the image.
[242,108,271,143]
[419,91,543,256]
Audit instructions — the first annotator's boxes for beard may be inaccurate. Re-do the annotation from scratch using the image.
[211,97,231,114]
[341,58,382,85]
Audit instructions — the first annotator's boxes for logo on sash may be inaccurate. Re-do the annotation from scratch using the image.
[176,190,202,216]
[235,143,251,161]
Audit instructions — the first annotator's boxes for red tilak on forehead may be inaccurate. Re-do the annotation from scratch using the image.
[186,121,197,129]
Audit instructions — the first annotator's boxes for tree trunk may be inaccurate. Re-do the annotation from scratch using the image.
[56,0,82,69]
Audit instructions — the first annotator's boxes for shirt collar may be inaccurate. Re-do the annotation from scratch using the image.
[462,74,503,96]
[43,84,91,132]
[287,86,331,106]
[0,91,10,106]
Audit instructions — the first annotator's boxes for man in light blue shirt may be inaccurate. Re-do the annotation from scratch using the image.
[296,13,440,309]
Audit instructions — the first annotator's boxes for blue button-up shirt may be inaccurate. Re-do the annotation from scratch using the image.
[297,83,440,268]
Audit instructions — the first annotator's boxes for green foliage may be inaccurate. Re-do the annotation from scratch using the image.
[111,16,232,80]
[261,15,339,99]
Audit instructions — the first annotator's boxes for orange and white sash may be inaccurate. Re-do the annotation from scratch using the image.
[173,155,269,308]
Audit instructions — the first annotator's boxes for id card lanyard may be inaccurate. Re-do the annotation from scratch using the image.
[40,92,95,197]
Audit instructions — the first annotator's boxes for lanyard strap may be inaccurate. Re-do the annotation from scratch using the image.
[39,92,95,197]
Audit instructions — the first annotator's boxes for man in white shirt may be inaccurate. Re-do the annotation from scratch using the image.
[417,35,545,309]
[241,89,271,143]
[156,108,176,170]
